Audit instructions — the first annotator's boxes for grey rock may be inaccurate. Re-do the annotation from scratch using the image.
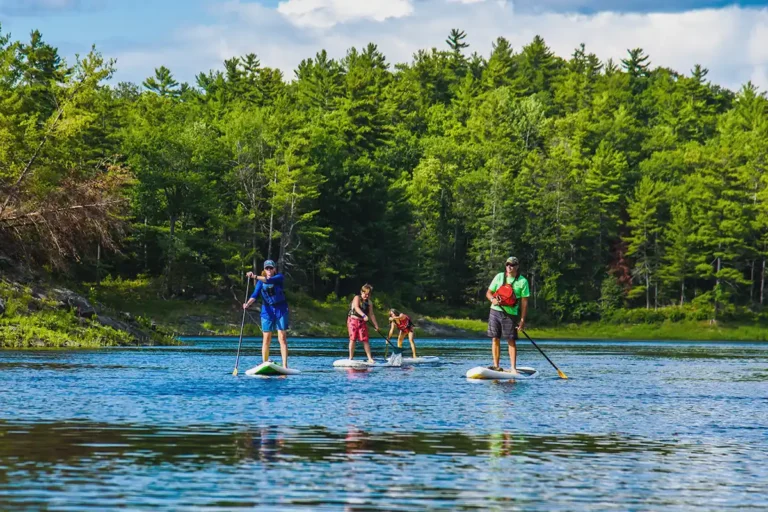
[0,297,5,315]
[51,288,96,318]
[96,315,148,343]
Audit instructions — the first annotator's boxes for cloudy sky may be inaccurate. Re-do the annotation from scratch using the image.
[1,0,767,91]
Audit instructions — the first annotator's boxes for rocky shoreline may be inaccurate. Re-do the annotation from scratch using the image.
[1,269,173,348]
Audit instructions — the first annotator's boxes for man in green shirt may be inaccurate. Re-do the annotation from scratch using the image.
[485,256,530,373]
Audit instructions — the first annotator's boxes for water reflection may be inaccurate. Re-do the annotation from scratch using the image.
[2,421,766,510]
[0,421,681,467]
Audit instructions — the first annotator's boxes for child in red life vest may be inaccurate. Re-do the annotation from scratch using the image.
[387,309,417,358]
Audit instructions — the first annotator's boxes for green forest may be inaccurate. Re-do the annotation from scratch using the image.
[2,24,768,333]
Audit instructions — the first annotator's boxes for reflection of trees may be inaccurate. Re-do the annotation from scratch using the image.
[0,420,681,475]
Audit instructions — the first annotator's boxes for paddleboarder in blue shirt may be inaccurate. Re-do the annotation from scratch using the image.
[243,259,290,368]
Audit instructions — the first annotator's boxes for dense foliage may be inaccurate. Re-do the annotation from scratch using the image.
[2,25,768,324]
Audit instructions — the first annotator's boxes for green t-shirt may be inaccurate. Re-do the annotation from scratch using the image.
[488,272,530,316]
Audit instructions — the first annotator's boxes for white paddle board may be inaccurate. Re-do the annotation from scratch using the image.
[402,356,440,364]
[333,359,377,369]
[245,361,301,376]
[466,366,539,380]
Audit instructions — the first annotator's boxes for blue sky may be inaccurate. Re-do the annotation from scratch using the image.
[2,0,768,90]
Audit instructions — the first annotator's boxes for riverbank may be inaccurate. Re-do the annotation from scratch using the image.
[84,277,768,342]
[85,277,471,339]
[0,274,177,348]
[426,317,768,342]
[4,272,768,347]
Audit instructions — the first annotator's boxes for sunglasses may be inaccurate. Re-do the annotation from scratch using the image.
[264,266,275,270]
[506,263,518,267]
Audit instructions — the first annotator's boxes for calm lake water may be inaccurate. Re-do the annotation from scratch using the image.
[1,337,768,510]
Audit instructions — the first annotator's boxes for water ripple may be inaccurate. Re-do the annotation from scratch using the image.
[1,339,768,510]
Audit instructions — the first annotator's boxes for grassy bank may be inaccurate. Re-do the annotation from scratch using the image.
[88,278,768,342]
[426,317,768,341]
[7,273,768,347]
[0,279,175,348]
[88,276,354,338]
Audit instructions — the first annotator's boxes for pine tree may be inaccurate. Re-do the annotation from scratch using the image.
[143,66,180,98]
[626,177,664,309]
[621,48,651,95]
[514,35,563,96]
[660,200,698,305]
[483,37,516,90]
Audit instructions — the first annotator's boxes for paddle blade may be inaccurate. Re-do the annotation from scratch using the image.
[557,369,568,379]
[232,368,238,376]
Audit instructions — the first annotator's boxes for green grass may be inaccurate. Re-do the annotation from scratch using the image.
[12,274,768,346]
[88,276,353,338]
[0,279,147,348]
[425,316,768,341]
[88,276,239,335]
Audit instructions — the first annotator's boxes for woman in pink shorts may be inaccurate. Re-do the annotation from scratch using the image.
[347,283,379,363]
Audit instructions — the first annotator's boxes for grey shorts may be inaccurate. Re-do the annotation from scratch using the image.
[487,308,518,340]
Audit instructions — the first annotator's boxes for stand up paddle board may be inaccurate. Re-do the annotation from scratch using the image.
[333,359,377,369]
[245,361,301,376]
[402,356,440,364]
[466,366,539,380]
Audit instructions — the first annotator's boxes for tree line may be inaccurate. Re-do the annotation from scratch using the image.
[2,25,767,323]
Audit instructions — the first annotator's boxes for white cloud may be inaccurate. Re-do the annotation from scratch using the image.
[276,0,414,28]
[108,0,768,93]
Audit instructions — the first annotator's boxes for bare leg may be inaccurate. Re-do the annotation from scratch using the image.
[348,339,355,360]
[277,330,288,367]
[492,337,501,368]
[363,341,374,363]
[397,332,404,348]
[407,331,417,358]
[507,338,517,374]
[262,331,272,362]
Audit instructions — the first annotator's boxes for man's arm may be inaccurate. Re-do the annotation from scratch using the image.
[263,274,284,285]
[245,281,263,308]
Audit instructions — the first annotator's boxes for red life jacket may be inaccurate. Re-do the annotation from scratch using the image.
[493,274,518,307]
[395,314,413,332]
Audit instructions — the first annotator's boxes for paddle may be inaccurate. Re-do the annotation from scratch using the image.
[230,288,263,333]
[498,308,568,379]
[232,279,251,376]
[371,324,404,355]
[520,329,568,380]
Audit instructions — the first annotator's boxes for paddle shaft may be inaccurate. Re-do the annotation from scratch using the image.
[371,323,403,354]
[230,288,263,333]
[498,308,567,379]
[232,279,250,375]
[520,329,567,379]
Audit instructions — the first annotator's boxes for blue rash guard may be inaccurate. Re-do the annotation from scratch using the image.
[250,274,289,332]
